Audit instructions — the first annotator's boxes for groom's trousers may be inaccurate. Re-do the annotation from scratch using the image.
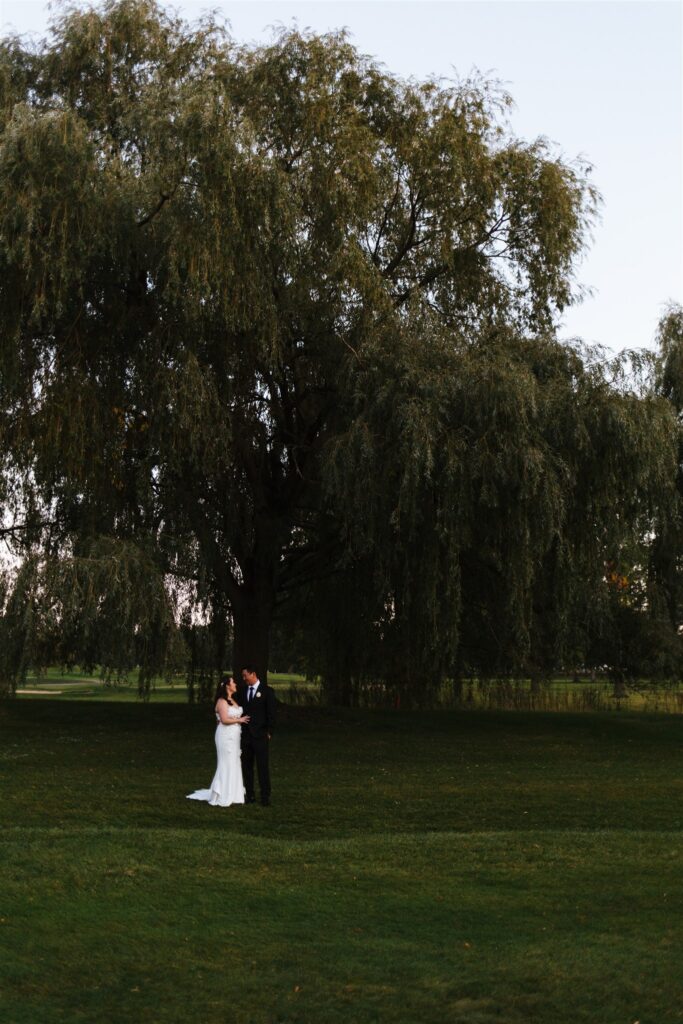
[241,733,271,803]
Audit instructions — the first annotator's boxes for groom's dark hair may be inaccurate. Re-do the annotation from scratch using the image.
[243,664,258,675]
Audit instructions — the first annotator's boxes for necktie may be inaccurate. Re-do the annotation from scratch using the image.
[248,686,254,703]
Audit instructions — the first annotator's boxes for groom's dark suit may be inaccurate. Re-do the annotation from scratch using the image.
[238,679,277,805]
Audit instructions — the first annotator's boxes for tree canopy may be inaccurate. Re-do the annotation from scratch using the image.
[0,0,678,699]
[649,304,683,639]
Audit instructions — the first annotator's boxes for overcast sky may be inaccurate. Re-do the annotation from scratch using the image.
[2,0,681,353]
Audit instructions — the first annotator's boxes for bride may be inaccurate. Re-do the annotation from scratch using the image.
[186,675,250,807]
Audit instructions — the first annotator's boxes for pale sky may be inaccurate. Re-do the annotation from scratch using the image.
[2,0,681,353]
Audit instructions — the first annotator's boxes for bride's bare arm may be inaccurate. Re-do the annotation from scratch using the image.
[215,700,249,725]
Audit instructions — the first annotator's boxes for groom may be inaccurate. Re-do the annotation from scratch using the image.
[239,665,277,806]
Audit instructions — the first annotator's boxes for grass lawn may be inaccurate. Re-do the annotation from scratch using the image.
[16,668,683,714]
[15,670,312,703]
[1,699,682,1023]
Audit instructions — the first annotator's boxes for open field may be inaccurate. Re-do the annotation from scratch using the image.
[15,667,683,714]
[1,699,682,1023]
[14,670,313,704]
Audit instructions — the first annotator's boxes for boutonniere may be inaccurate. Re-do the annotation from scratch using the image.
[256,692,262,698]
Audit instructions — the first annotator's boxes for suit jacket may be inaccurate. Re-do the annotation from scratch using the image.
[238,681,277,740]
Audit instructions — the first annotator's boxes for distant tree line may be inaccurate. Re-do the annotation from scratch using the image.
[0,1,681,703]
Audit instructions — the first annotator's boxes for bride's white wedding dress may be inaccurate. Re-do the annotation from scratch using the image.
[186,705,245,807]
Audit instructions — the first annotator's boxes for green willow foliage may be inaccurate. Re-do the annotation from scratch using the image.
[299,328,678,700]
[650,304,683,635]
[0,1,677,699]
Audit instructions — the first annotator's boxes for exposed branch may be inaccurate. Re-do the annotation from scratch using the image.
[382,189,423,278]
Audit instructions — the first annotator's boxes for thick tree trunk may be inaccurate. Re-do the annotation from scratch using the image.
[231,576,275,684]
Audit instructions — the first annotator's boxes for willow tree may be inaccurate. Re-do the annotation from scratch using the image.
[651,304,683,632]
[277,329,676,701]
[0,0,674,693]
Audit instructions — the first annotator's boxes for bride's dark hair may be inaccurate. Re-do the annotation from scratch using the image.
[213,675,233,706]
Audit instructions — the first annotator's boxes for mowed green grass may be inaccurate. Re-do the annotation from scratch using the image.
[1,701,682,1024]
[15,670,311,703]
[17,668,683,714]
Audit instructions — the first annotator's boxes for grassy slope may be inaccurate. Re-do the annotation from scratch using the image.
[1,701,682,1023]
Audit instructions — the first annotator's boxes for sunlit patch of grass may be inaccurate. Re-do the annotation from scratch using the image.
[16,669,317,704]
[16,668,683,714]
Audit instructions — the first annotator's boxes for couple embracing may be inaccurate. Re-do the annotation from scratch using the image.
[187,666,277,808]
